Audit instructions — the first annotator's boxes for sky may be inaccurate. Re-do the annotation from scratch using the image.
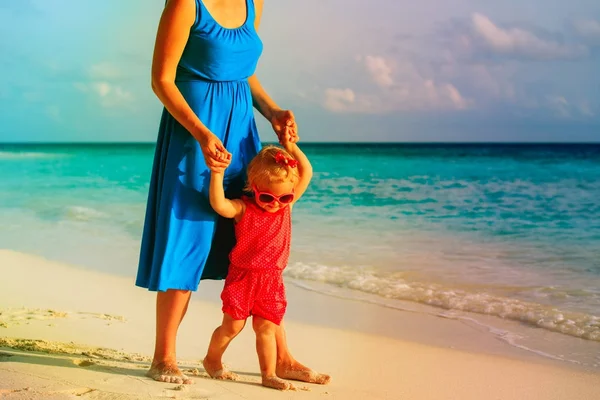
[0,0,599,143]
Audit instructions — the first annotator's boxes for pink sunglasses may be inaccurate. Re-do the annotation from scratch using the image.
[253,186,295,204]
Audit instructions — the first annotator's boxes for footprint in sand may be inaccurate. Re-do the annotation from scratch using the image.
[0,308,126,327]
[0,337,151,365]
[73,359,96,367]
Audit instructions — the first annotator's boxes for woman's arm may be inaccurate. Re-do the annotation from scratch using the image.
[209,172,245,220]
[151,0,207,143]
[247,0,298,143]
[248,0,279,122]
[248,74,281,122]
[151,0,230,168]
[248,75,298,144]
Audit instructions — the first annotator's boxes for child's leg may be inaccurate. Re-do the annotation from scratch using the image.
[252,316,295,391]
[203,313,246,380]
[275,320,331,384]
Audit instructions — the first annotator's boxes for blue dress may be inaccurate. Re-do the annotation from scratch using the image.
[136,0,263,292]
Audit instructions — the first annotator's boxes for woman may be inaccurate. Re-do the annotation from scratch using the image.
[136,0,330,385]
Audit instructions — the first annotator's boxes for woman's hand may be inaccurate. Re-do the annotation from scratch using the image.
[199,132,231,173]
[270,109,299,145]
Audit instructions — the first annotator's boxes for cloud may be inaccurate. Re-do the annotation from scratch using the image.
[545,95,596,118]
[322,56,468,113]
[434,54,598,119]
[72,62,135,108]
[470,13,588,60]
[75,81,134,108]
[362,56,469,111]
[323,88,357,112]
[578,101,594,117]
[364,56,394,87]
[423,13,599,121]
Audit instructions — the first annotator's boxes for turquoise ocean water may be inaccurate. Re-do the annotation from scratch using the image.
[1,143,600,366]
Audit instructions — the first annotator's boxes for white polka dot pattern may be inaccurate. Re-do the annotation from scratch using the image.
[229,196,292,271]
[221,196,292,325]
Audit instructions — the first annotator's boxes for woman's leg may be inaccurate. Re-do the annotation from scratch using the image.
[203,313,246,380]
[253,317,295,390]
[146,289,193,384]
[275,320,331,384]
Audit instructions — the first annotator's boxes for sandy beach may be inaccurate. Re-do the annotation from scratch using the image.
[1,249,600,400]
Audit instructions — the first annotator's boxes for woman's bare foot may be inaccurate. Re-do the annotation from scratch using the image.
[276,360,331,384]
[262,375,296,391]
[202,358,239,380]
[146,360,194,384]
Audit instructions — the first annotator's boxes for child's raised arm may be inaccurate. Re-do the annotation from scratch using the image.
[281,134,313,203]
[209,172,244,220]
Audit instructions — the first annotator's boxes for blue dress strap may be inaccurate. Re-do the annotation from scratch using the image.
[246,0,256,26]
[193,0,206,30]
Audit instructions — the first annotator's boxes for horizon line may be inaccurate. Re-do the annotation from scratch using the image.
[2,141,600,146]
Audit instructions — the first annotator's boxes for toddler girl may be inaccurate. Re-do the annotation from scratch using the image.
[202,135,315,391]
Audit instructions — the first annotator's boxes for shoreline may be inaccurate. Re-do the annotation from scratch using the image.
[1,249,600,399]
[281,280,600,372]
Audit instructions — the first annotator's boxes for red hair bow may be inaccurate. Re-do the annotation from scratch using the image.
[275,152,298,168]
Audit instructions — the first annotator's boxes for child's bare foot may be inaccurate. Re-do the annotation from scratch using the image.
[202,358,239,380]
[146,360,194,384]
[276,361,331,384]
[262,375,296,391]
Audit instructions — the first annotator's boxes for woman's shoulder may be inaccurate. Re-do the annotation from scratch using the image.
[253,0,264,17]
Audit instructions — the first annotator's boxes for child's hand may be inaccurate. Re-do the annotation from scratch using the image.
[280,131,297,151]
[210,149,232,174]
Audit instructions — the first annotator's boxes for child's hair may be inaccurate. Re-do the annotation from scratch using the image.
[244,145,299,192]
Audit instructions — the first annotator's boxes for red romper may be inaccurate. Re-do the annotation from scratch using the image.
[221,196,291,325]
